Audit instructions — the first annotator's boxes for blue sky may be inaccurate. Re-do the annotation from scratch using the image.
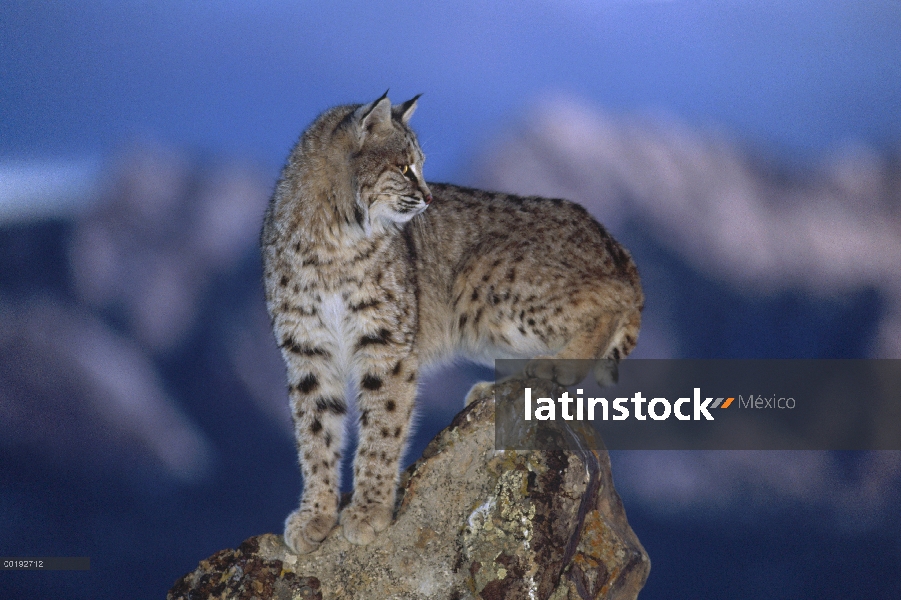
[2,0,900,183]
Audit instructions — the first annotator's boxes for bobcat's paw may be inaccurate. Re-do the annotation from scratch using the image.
[593,358,619,387]
[283,508,337,554]
[525,357,590,386]
[340,502,394,546]
[465,381,495,406]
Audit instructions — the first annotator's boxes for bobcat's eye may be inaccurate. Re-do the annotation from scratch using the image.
[401,165,409,175]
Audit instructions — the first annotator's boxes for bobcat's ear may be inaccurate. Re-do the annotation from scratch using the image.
[355,91,392,136]
[393,94,422,124]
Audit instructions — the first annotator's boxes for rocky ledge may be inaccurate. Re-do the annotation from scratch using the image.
[168,378,650,599]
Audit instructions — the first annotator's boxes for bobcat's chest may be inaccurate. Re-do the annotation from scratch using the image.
[317,291,353,372]
[289,232,416,371]
[306,257,399,362]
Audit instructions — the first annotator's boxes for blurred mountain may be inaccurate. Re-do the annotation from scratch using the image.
[0,158,103,223]
[1,143,290,479]
[474,94,901,359]
[0,143,308,598]
[473,95,901,527]
[0,297,211,481]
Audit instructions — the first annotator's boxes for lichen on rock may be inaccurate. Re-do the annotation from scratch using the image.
[169,378,650,599]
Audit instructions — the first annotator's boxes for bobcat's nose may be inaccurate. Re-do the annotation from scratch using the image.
[424,194,432,205]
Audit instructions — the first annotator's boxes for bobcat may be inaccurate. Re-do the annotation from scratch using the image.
[261,92,643,554]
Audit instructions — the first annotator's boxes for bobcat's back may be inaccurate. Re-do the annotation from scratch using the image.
[410,182,643,365]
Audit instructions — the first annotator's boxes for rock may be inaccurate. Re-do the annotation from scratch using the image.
[168,378,650,599]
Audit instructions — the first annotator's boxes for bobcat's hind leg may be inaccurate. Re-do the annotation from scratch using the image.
[524,357,592,386]
[525,307,640,387]
[525,312,620,386]
[594,307,641,387]
[593,359,619,388]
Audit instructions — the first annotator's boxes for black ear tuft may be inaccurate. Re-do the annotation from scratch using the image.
[354,91,392,135]
[394,94,422,124]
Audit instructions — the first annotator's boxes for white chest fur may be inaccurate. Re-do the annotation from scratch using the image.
[319,292,350,372]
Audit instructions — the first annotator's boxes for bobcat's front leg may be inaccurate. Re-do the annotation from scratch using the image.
[283,347,347,554]
[342,345,418,546]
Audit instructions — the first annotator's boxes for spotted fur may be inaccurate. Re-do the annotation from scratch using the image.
[261,93,643,554]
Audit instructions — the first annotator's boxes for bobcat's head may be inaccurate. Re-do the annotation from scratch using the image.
[344,92,432,235]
